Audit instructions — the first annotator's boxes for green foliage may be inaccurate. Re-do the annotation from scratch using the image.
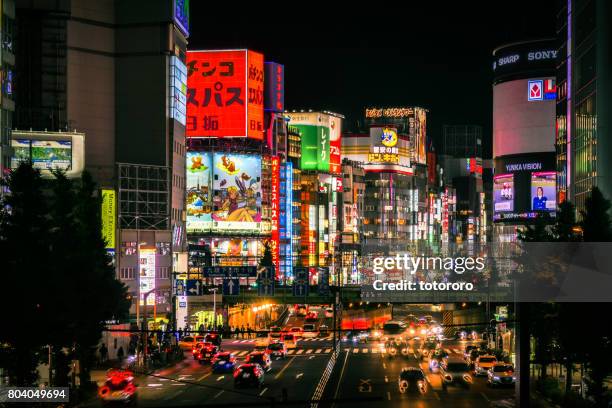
[0,163,129,386]
[580,187,612,242]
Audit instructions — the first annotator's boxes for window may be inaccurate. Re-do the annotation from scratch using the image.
[119,267,135,280]
[156,242,171,256]
[121,241,137,256]
[158,267,169,279]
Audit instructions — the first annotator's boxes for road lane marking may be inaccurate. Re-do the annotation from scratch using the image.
[383,362,387,369]
[170,382,186,386]
[216,375,225,381]
[362,348,368,353]
[332,351,351,407]
[287,350,295,354]
[296,349,304,354]
[259,387,268,396]
[197,373,211,381]
[384,376,388,383]
[309,355,315,360]
[315,348,322,353]
[445,349,452,354]
[236,351,248,356]
[306,349,313,354]
[324,348,332,353]
[387,391,391,400]
[353,348,359,353]
[481,392,490,402]
[147,383,163,387]
[296,373,304,379]
[434,391,441,400]
[213,390,224,398]
[371,348,378,353]
[274,357,295,380]
[454,349,462,354]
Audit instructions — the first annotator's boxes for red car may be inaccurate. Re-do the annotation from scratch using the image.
[234,364,265,388]
[98,369,137,406]
[196,342,219,364]
[192,342,205,359]
[305,311,318,322]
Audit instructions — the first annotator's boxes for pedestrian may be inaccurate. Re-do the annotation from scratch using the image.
[246,324,251,339]
[240,325,245,339]
[117,346,125,362]
[99,343,108,364]
[198,324,205,335]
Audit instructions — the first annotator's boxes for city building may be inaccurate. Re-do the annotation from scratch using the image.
[0,0,15,184]
[439,125,487,242]
[556,0,612,212]
[13,0,190,328]
[338,159,365,284]
[492,39,558,242]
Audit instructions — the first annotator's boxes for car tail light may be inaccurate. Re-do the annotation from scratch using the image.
[399,380,408,393]
[233,369,241,378]
[444,374,452,382]
[463,374,473,383]
[98,386,110,397]
[124,383,136,394]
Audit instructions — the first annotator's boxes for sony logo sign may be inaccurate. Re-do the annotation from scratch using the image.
[527,50,558,61]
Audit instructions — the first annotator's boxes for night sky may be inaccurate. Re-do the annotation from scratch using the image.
[189,2,556,157]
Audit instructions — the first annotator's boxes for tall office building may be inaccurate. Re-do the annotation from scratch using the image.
[14,0,190,327]
[556,0,612,211]
[0,0,15,183]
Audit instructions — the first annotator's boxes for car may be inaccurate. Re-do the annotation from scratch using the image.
[464,345,478,359]
[398,367,428,394]
[342,331,368,344]
[305,311,318,322]
[205,333,222,348]
[265,342,287,359]
[281,333,297,349]
[97,369,137,406]
[192,342,206,359]
[487,363,516,387]
[179,335,200,350]
[245,351,272,372]
[324,307,333,318]
[268,327,282,342]
[255,331,270,347]
[289,327,303,338]
[211,352,237,373]
[440,359,472,389]
[233,364,265,388]
[318,325,329,338]
[418,341,439,360]
[428,349,449,373]
[383,339,408,358]
[424,315,434,323]
[302,324,318,338]
[474,355,498,376]
[296,304,307,317]
[195,343,218,364]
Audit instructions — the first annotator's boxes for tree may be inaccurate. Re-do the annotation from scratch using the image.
[580,186,612,242]
[259,241,274,267]
[0,163,51,385]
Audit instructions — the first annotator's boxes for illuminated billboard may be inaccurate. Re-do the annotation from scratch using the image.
[170,56,187,126]
[493,153,556,222]
[173,0,190,36]
[186,151,213,233]
[285,111,344,173]
[212,153,262,232]
[270,156,281,270]
[493,174,514,214]
[531,171,556,211]
[415,107,427,165]
[264,62,284,112]
[186,50,264,140]
[208,238,261,266]
[12,139,72,170]
[101,189,116,249]
[139,247,156,306]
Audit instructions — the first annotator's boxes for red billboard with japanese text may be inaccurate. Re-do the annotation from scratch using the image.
[186,50,264,140]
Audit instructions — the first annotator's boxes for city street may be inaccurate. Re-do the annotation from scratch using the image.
[81,312,515,407]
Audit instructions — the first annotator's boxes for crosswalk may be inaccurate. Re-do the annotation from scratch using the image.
[229,338,331,344]
[222,347,466,356]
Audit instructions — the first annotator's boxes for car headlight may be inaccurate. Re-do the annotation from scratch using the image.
[493,376,500,381]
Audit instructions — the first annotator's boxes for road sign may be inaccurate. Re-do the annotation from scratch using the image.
[293,267,309,297]
[318,267,330,296]
[175,280,186,296]
[203,266,257,277]
[257,266,275,296]
[185,279,203,296]
[223,273,240,295]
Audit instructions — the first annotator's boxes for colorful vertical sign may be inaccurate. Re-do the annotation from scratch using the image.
[186,50,264,140]
[139,247,156,306]
[173,0,190,37]
[170,56,187,125]
[264,62,284,112]
[101,189,116,249]
[329,117,342,174]
[270,156,281,273]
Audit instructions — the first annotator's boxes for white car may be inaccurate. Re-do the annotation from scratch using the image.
[487,363,516,387]
[474,355,498,376]
[302,324,318,338]
[281,333,297,349]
